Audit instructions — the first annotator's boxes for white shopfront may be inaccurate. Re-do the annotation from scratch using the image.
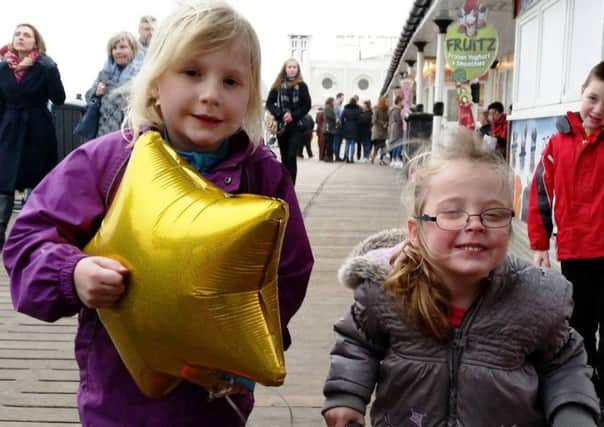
[382,0,603,221]
[510,0,604,221]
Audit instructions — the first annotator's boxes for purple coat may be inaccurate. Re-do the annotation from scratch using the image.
[3,130,314,426]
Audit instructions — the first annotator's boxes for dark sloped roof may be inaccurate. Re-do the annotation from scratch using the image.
[380,0,432,95]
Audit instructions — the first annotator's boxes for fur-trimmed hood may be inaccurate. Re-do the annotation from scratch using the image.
[337,228,406,289]
[325,232,599,427]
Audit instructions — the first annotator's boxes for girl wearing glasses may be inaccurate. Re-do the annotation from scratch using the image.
[322,128,598,427]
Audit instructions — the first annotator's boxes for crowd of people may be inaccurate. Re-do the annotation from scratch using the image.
[268,90,511,173]
[0,16,158,247]
[0,2,603,427]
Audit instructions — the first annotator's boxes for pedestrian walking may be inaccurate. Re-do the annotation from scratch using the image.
[265,58,311,184]
[358,100,372,162]
[528,60,604,402]
[371,95,388,165]
[333,92,344,161]
[132,15,156,68]
[387,95,403,168]
[85,31,140,138]
[323,128,599,427]
[0,23,65,250]
[322,97,336,162]
[3,2,313,426]
[487,101,508,157]
[315,107,325,160]
[298,114,314,158]
[341,97,361,163]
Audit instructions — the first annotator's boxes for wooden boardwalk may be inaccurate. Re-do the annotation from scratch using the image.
[0,157,548,426]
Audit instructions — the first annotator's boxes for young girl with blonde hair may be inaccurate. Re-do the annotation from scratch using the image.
[4,2,313,426]
[322,128,599,427]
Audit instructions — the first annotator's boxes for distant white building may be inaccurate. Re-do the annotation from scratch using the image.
[287,34,397,108]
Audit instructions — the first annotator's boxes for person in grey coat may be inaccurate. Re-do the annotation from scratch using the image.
[85,31,140,138]
[371,95,389,164]
[322,129,599,427]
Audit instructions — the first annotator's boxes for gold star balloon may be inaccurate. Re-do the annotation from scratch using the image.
[84,131,288,398]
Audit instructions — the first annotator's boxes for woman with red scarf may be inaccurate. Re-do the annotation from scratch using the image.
[0,23,65,249]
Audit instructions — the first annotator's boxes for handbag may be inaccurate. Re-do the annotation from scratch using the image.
[73,95,102,140]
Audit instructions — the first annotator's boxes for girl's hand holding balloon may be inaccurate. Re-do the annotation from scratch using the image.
[74,256,129,308]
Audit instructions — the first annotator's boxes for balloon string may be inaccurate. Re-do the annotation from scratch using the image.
[225,395,248,425]
[271,388,295,427]
[225,389,294,427]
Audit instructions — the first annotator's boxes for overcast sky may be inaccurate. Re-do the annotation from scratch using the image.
[1,0,413,99]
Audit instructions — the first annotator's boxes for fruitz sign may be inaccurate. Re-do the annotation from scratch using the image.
[446,0,499,82]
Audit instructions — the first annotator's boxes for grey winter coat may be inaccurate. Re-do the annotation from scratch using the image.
[85,69,136,138]
[323,229,599,427]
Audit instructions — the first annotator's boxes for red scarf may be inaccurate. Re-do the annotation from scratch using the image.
[3,48,39,81]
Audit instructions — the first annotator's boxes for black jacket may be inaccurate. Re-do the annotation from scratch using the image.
[0,54,65,192]
[265,81,311,129]
[357,109,372,141]
[340,103,361,140]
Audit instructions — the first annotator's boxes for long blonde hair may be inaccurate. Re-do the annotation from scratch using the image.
[125,1,263,145]
[384,128,514,341]
[270,57,304,90]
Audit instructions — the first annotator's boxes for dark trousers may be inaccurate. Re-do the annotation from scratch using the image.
[561,258,604,395]
[277,128,304,185]
[297,131,313,158]
[317,133,326,160]
[323,133,334,161]
[0,192,14,249]
[333,127,343,160]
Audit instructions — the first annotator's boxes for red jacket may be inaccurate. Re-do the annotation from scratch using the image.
[490,113,508,140]
[527,112,604,260]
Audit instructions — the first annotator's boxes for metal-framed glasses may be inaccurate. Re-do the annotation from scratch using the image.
[415,208,515,231]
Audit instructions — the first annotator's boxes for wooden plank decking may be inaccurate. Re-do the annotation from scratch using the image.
[0,158,551,426]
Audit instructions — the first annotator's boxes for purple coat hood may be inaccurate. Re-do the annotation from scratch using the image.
[3,130,313,426]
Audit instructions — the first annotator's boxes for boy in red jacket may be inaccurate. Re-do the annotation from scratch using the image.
[487,101,508,157]
[528,60,604,398]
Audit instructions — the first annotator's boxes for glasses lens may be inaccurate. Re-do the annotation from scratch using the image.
[481,208,513,227]
[436,211,467,230]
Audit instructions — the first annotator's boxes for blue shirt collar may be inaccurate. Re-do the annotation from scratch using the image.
[163,130,231,175]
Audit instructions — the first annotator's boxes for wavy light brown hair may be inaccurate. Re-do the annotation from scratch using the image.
[376,95,388,111]
[11,23,46,54]
[384,128,514,341]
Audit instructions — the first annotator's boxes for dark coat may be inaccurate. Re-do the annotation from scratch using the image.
[340,103,361,140]
[323,105,336,135]
[265,81,312,130]
[0,54,65,193]
[357,109,372,141]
